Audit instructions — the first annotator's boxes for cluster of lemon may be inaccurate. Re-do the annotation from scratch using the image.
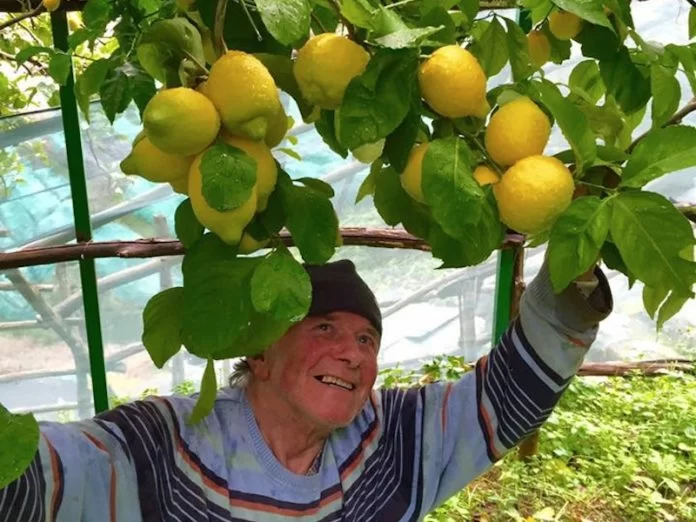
[400,41,574,235]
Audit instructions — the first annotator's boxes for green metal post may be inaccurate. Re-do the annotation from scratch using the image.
[50,10,109,414]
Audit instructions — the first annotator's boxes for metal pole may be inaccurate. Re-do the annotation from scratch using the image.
[491,248,514,346]
[50,9,109,414]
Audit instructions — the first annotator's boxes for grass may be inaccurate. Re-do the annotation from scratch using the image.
[381,358,696,522]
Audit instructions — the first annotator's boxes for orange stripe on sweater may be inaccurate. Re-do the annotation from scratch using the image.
[339,393,380,481]
[230,487,342,516]
[441,383,453,432]
[477,356,500,461]
[81,431,117,522]
[43,437,61,522]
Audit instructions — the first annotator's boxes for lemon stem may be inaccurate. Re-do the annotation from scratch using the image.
[576,180,617,194]
[240,0,263,41]
[386,0,418,8]
[462,132,505,177]
[182,50,209,74]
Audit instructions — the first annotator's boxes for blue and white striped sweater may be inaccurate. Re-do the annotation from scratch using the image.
[0,262,612,521]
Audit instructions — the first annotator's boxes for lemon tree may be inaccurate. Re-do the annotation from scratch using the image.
[2,0,696,489]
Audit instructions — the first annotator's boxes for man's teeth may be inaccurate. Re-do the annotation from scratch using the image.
[319,375,354,390]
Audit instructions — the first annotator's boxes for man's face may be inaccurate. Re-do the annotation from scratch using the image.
[254,311,380,430]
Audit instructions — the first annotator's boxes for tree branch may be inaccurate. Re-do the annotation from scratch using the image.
[0,48,42,74]
[628,96,696,153]
[0,228,526,270]
[0,3,43,32]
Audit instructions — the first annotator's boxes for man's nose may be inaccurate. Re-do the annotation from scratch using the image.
[332,334,363,367]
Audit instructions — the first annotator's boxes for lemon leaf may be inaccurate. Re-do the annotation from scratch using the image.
[650,64,681,129]
[551,0,613,30]
[277,171,338,264]
[374,166,431,239]
[520,0,552,26]
[609,191,696,295]
[200,143,257,212]
[569,60,604,104]
[690,7,696,39]
[250,248,312,323]
[422,136,484,238]
[0,404,39,489]
[337,49,417,151]
[622,126,696,188]
[175,199,204,249]
[187,359,217,425]
[315,110,348,158]
[600,240,635,287]
[599,47,651,116]
[548,196,611,293]
[130,69,157,119]
[142,287,184,368]
[99,69,132,124]
[181,235,260,358]
[473,17,508,78]
[355,160,380,204]
[255,0,311,46]
[504,18,535,82]
[48,52,72,86]
[340,0,377,30]
[296,177,335,198]
[75,58,112,121]
[384,104,422,173]
[373,26,444,49]
[532,79,596,174]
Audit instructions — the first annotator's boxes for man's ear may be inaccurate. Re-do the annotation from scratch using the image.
[247,353,270,380]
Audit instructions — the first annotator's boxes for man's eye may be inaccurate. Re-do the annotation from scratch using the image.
[359,335,375,347]
[317,323,332,332]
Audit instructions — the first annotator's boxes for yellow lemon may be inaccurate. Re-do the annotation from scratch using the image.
[294,33,370,110]
[238,232,270,254]
[418,45,489,119]
[485,96,551,167]
[473,165,500,186]
[264,103,289,149]
[120,137,194,183]
[143,87,220,156]
[188,154,258,245]
[493,155,574,234]
[548,11,583,40]
[206,50,281,140]
[400,143,429,204]
[352,139,385,164]
[222,134,278,212]
[169,175,189,195]
[527,30,551,69]
[43,0,60,12]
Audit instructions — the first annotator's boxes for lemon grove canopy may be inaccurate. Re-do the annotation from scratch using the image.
[0,0,695,490]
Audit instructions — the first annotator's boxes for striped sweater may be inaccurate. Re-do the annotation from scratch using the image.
[0,262,612,521]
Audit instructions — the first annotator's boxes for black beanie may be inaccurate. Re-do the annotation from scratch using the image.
[303,260,382,335]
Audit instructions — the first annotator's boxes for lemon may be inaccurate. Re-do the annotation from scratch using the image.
[485,96,551,167]
[43,0,60,12]
[548,11,583,40]
[67,12,83,31]
[401,143,429,204]
[473,165,499,186]
[493,155,574,234]
[169,175,189,195]
[418,45,489,119]
[222,134,278,212]
[527,30,551,69]
[120,137,194,183]
[294,33,370,110]
[264,103,289,148]
[352,139,385,164]
[238,232,270,254]
[188,154,258,245]
[206,51,281,140]
[143,87,220,156]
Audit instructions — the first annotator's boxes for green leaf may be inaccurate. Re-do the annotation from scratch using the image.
[418,7,456,45]
[540,22,572,64]
[690,8,696,40]
[656,291,690,329]
[665,44,696,94]
[575,23,620,60]
[315,110,348,158]
[473,17,508,78]
[575,100,624,147]
[340,0,377,30]
[459,0,480,24]
[82,0,113,34]
[505,18,535,82]
[15,46,53,65]
[181,235,259,358]
[188,358,217,425]
[277,171,338,264]
[69,27,95,50]
[254,0,311,45]
[422,137,484,238]
[428,190,503,268]
[296,177,335,198]
[551,0,613,29]
[48,52,71,85]
[142,287,184,368]
[548,196,611,292]
[384,105,421,173]
[255,188,287,236]
[253,53,314,121]
[75,58,112,120]
[355,161,380,203]
[601,239,634,284]
[175,199,204,249]
[0,404,39,489]
[200,143,258,212]
[532,79,596,173]
[338,49,417,150]
[521,0,553,26]
[374,166,431,238]
[650,64,680,129]
[622,126,696,188]
[250,248,312,322]
[569,60,605,104]
[599,47,651,115]
[100,69,132,124]
[311,3,339,34]
[609,191,696,293]
[373,26,444,49]
[130,69,157,119]
[642,284,666,319]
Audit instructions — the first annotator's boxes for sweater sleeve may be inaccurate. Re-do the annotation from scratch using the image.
[418,261,613,515]
[0,395,200,522]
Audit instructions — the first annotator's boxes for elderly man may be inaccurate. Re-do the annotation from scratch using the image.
[0,258,611,521]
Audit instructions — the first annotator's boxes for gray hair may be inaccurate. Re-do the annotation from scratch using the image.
[228,358,252,388]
